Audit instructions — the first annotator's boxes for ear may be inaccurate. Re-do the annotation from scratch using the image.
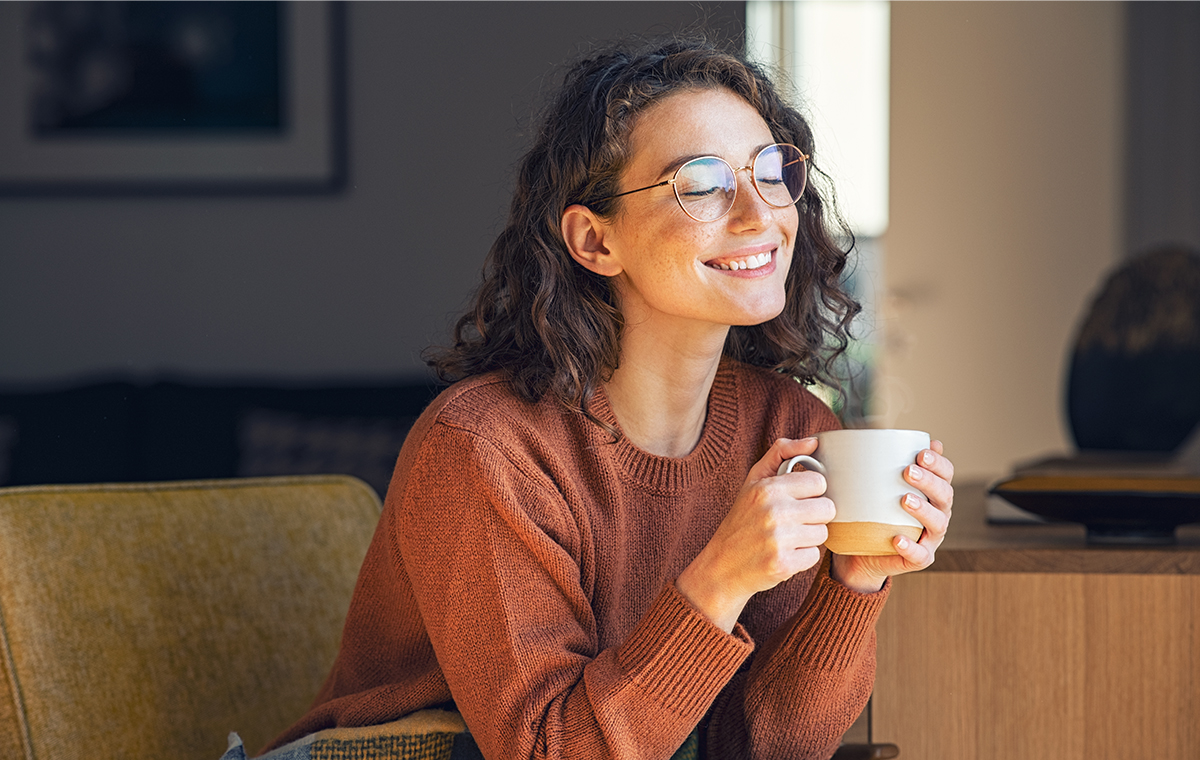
[561,204,623,277]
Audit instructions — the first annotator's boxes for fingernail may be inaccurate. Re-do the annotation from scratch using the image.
[903,493,920,510]
[801,436,817,443]
[896,536,910,549]
[922,450,935,466]
[908,464,923,480]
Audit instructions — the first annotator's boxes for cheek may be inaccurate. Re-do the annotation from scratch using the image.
[637,221,711,276]
[657,210,707,244]
[783,206,801,241]
[780,243,798,280]
[782,207,802,263]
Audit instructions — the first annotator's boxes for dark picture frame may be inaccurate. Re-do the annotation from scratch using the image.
[0,1,344,194]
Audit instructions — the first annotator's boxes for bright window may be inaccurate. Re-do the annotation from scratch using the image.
[746,0,890,238]
[747,1,891,423]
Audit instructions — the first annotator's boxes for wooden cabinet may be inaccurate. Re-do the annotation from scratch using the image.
[871,485,1200,760]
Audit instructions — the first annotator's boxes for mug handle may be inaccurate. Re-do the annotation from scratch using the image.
[777,455,827,476]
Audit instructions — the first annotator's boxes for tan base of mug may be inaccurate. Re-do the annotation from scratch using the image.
[825,522,924,556]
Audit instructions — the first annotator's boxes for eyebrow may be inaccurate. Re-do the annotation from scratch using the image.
[654,142,776,181]
[655,153,709,181]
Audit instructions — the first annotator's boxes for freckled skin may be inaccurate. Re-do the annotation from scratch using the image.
[600,88,799,337]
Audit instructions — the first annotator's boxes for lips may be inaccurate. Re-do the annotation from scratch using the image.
[706,249,773,271]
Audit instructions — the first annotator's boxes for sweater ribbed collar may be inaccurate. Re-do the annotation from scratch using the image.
[588,359,740,493]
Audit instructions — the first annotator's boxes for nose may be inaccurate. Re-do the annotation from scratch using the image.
[725,165,772,228]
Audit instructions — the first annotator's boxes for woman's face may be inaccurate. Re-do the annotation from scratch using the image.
[600,87,800,336]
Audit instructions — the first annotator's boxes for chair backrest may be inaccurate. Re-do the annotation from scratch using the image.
[0,475,381,760]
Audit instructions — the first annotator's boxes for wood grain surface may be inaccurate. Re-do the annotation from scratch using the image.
[873,571,1199,759]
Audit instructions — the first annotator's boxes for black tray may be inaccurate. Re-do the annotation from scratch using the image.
[989,475,1200,544]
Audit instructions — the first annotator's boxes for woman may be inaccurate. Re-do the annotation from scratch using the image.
[265,37,953,760]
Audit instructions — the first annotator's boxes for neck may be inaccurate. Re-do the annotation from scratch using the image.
[603,320,730,458]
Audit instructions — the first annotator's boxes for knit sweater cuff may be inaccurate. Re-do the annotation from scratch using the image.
[783,560,891,672]
[616,583,754,717]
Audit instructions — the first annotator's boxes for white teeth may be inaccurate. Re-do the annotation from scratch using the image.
[705,250,772,271]
[711,251,772,271]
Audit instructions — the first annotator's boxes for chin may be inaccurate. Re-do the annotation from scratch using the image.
[733,297,788,327]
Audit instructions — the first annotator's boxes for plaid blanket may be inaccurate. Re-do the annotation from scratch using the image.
[221,709,700,760]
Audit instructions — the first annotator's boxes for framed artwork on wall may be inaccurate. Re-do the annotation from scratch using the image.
[0,1,344,194]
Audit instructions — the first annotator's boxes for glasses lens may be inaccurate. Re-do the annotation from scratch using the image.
[674,157,736,222]
[754,144,807,207]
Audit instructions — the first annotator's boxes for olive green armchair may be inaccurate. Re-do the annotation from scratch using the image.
[0,476,385,759]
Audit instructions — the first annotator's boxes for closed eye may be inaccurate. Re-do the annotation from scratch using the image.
[679,185,724,198]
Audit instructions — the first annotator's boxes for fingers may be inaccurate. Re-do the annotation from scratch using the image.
[786,524,831,557]
[796,495,836,526]
[792,546,824,574]
[757,512,830,580]
[707,482,833,600]
[901,441,956,562]
[893,530,936,569]
[921,443,955,484]
[774,468,828,501]
[905,462,953,512]
[754,543,825,590]
[900,491,950,543]
[907,444,955,516]
[748,437,819,482]
[741,473,835,525]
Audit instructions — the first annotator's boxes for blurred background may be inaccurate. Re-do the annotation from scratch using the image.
[0,1,1197,489]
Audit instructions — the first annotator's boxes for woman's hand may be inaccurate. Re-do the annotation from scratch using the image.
[829,440,955,594]
[677,437,834,633]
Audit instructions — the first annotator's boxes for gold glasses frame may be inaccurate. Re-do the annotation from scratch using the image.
[593,143,810,222]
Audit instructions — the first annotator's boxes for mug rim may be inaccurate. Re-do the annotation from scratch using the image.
[816,428,929,438]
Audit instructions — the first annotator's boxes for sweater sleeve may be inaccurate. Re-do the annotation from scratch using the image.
[703,553,890,759]
[394,421,754,760]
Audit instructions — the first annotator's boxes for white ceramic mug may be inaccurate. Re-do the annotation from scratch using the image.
[777,429,930,555]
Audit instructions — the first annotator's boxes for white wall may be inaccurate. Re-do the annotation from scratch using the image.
[0,2,743,385]
[877,2,1125,481]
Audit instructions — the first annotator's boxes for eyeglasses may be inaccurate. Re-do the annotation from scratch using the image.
[593,143,809,222]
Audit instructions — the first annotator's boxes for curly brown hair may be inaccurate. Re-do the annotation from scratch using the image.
[427,36,860,418]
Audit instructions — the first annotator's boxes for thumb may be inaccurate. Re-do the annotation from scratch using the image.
[748,436,819,482]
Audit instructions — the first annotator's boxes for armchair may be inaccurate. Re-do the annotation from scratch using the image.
[0,476,380,759]
[0,476,897,760]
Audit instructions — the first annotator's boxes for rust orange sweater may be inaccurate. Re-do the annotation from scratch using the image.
[269,360,889,759]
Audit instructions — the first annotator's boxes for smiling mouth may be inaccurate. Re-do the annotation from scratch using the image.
[707,250,773,271]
